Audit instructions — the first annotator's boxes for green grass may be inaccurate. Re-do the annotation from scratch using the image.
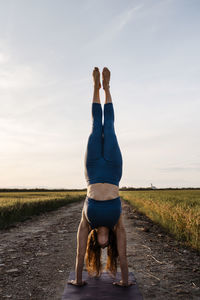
[0,191,86,229]
[120,190,200,251]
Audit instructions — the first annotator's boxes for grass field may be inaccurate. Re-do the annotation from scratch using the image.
[1,189,199,251]
[0,191,86,229]
[120,190,200,251]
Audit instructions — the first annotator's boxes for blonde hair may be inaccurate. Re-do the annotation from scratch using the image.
[85,228,118,277]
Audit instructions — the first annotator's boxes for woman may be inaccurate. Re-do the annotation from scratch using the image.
[69,67,132,287]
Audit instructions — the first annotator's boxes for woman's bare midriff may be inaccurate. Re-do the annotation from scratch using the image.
[87,183,119,201]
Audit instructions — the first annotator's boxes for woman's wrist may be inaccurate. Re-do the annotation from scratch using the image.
[68,279,87,286]
[76,279,84,285]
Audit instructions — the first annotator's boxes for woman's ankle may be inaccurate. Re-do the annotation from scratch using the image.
[94,84,101,91]
[103,85,110,92]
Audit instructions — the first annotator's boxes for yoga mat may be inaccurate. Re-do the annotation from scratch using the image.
[62,271,143,300]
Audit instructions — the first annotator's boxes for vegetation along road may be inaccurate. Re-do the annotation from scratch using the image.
[0,190,199,299]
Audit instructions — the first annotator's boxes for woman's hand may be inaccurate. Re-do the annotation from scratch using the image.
[68,279,87,286]
[113,280,136,287]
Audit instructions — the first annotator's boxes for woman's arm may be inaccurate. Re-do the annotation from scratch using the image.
[68,210,89,285]
[115,214,129,285]
[75,211,89,283]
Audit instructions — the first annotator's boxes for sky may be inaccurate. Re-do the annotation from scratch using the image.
[0,0,200,189]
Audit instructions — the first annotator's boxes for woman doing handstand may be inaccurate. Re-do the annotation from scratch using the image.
[69,67,132,287]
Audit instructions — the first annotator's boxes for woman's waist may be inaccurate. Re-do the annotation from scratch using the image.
[87,182,119,201]
[85,195,121,205]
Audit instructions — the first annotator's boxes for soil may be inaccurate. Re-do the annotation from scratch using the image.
[0,200,199,300]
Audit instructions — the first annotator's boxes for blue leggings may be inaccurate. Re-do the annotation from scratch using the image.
[84,102,123,187]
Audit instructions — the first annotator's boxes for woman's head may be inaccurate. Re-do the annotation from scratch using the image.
[85,227,118,277]
[97,226,109,248]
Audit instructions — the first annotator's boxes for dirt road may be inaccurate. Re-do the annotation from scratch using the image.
[0,200,199,299]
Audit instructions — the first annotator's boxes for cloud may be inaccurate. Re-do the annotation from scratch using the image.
[83,4,144,49]
[0,64,41,89]
[0,39,58,90]
[159,167,200,172]
[158,164,200,172]
[0,51,10,64]
[117,4,144,31]
[0,55,55,90]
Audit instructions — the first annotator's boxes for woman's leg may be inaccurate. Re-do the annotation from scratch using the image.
[85,102,103,162]
[103,68,122,165]
[84,68,103,164]
[104,103,122,164]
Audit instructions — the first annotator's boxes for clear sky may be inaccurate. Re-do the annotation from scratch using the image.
[0,0,200,189]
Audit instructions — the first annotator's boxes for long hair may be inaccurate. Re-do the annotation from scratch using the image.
[85,228,118,277]
[105,229,118,276]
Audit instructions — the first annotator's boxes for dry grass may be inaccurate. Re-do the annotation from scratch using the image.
[120,190,200,251]
[0,191,86,229]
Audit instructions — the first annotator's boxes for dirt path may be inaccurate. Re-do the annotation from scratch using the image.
[0,200,199,299]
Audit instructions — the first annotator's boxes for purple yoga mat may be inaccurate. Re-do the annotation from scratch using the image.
[62,271,143,300]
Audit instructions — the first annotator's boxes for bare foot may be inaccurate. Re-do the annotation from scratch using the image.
[102,67,110,90]
[93,67,101,89]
